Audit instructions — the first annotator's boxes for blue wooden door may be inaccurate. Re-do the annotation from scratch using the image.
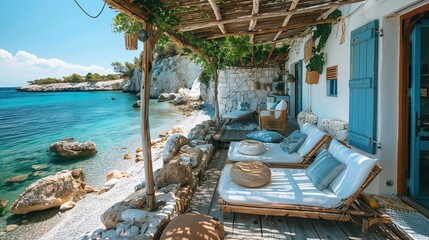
[410,20,429,203]
[297,60,303,116]
[348,20,379,154]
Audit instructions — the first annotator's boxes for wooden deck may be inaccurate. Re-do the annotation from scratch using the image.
[188,149,401,240]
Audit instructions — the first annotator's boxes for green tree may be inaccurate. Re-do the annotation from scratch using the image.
[63,73,84,83]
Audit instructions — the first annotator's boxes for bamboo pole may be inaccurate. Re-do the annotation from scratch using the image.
[141,22,155,211]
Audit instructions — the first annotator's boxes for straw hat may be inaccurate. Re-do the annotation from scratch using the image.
[230,161,271,188]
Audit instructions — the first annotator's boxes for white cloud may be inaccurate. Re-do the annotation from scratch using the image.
[0,49,114,87]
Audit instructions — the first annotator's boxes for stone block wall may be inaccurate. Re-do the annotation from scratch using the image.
[201,66,281,116]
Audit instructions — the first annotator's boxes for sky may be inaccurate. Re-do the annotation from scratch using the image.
[0,0,140,87]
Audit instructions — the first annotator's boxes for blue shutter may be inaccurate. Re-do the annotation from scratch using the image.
[297,60,303,113]
[348,20,379,154]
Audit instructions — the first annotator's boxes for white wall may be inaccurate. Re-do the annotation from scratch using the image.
[285,0,424,194]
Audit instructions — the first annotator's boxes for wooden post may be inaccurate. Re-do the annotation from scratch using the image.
[140,22,155,211]
[213,68,220,127]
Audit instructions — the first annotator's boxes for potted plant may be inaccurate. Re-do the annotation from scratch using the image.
[275,81,285,95]
[305,52,324,84]
[112,13,144,51]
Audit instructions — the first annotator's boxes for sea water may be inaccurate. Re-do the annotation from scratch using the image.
[0,87,185,222]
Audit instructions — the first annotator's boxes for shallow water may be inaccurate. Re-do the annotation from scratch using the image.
[0,88,184,226]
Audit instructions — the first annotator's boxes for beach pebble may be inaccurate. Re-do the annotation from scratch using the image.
[5,224,19,232]
[104,178,120,191]
[135,157,143,162]
[31,164,48,171]
[59,201,75,211]
[32,171,48,177]
[123,153,132,160]
[6,174,29,183]
[106,170,128,181]
[84,185,97,193]
[136,148,142,153]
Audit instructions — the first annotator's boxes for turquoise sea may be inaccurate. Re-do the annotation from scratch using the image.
[0,87,185,224]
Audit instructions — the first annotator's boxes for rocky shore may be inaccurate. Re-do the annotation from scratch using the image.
[16,79,124,92]
[2,103,215,240]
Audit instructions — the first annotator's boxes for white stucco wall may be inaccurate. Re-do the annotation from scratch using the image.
[285,0,425,194]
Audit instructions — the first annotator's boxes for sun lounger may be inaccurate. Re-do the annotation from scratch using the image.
[218,139,385,233]
[222,99,258,123]
[227,123,329,167]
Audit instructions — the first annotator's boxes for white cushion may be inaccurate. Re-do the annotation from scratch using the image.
[218,164,342,208]
[327,139,377,200]
[236,140,266,156]
[274,100,287,119]
[228,142,303,164]
[222,110,253,119]
[296,123,325,157]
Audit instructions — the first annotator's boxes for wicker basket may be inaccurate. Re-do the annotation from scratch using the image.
[305,71,320,84]
[125,33,138,50]
[252,81,260,90]
[304,37,314,63]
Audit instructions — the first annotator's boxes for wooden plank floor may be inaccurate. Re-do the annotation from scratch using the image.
[188,148,400,240]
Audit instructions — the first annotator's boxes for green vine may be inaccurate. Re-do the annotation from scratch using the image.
[306,10,342,74]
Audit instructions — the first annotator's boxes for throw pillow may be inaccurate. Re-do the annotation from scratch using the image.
[274,100,287,119]
[246,130,284,143]
[306,150,346,191]
[280,130,307,154]
[237,101,249,111]
[269,101,279,110]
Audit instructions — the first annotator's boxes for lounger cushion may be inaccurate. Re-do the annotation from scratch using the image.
[230,161,271,188]
[328,139,377,200]
[280,130,307,154]
[219,164,342,208]
[160,213,224,240]
[228,142,303,164]
[222,110,254,120]
[236,140,266,155]
[247,131,284,143]
[306,150,345,190]
[296,123,325,157]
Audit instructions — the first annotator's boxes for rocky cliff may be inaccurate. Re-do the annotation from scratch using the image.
[122,55,202,98]
[17,80,124,92]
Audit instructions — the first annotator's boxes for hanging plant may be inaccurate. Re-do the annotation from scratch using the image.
[305,10,342,76]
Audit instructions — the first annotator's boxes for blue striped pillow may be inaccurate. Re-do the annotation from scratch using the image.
[306,150,345,191]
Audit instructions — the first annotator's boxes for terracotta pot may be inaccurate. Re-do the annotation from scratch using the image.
[124,33,138,50]
[305,71,320,84]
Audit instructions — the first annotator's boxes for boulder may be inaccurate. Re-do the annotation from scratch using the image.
[84,185,97,193]
[188,78,201,101]
[49,140,97,158]
[154,157,192,188]
[157,93,170,102]
[132,100,141,108]
[32,164,48,171]
[172,93,187,105]
[101,188,146,229]
[163,134,189,164]
[10,169,86,214]
[106,170,128,182]
[122,67,142,93]
[6,174,29,183]
[180,148,203,168]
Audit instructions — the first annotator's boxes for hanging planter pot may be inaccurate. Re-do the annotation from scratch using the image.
[124,33,138,50]
[305,71,320,85]
[252,81,260,91]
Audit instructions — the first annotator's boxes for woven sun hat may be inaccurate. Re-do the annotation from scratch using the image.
[236,140,266,156]
[230,161,271,188]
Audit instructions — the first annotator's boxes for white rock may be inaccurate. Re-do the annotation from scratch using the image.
[59,201,75,211]
[104,178,120,190]
[121,209,150,223]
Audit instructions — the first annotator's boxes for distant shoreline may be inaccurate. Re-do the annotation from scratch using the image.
[16,79,125,92]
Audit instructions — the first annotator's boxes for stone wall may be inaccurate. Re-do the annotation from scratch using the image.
[201,67,281,116]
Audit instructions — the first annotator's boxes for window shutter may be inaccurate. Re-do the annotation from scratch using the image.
[326,65,338,80]
[348,20,379,154]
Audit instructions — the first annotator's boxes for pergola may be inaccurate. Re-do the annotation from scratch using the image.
[104,0,364,210]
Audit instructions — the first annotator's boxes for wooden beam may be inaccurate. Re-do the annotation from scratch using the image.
[204,18,338,40]
[177,0,363,32]
[251,36,301,46]
[151,28,163,48]
[163,32,211,63]
[141,22,155,211]
[317,6,339,20]
[208,0,227,34]
[273,0,299,41]
[105,0,149,22]
[266,43,277,64]
[248,0,260,44]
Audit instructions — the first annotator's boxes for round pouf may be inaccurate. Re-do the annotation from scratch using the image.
[236,140,266,156]
[230,161,271,188]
